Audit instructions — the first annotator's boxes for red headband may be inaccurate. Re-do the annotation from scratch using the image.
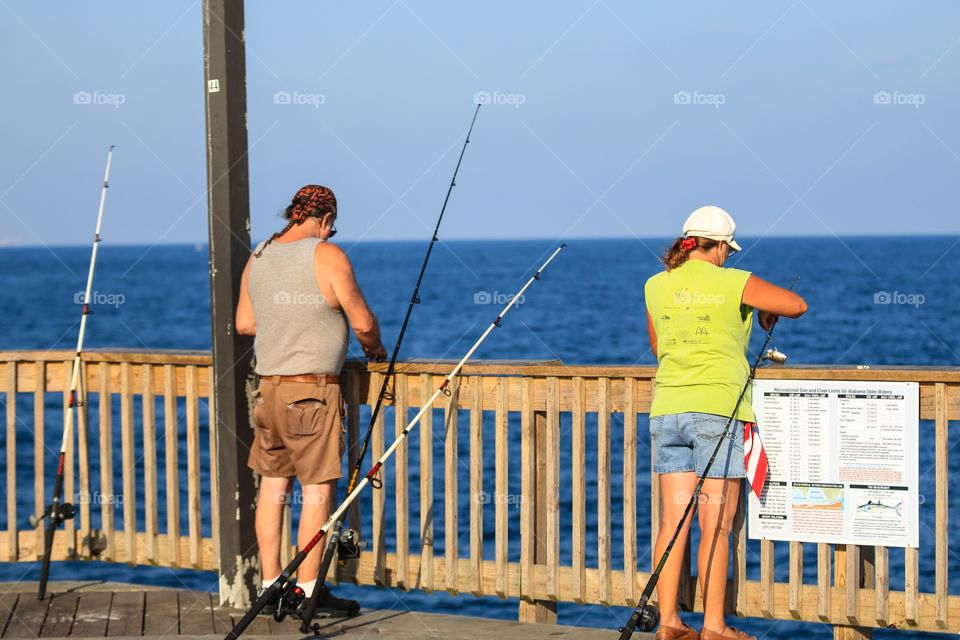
[290,185,337,221]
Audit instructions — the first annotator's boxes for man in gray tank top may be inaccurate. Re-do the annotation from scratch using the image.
[235,185,387,618]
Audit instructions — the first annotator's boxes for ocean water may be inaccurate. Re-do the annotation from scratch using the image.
[0,237,958,639]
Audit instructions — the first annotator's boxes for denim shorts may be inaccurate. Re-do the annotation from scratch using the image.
[650,412,746,479]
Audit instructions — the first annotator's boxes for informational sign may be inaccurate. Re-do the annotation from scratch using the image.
[748,380,919,548]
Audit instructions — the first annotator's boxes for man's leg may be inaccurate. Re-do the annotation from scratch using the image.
[296,480,338,585]
[256,475,294,582]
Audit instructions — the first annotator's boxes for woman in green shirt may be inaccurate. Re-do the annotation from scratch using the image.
[644,206,807,640]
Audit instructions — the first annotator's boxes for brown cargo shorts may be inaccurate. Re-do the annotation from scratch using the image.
[247,377,346,485]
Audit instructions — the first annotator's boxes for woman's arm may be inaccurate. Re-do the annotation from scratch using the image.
[235,256,256,336]
[646,310,658,358]
[742,274,808,330]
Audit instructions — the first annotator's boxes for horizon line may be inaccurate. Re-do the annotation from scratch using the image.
[2,231,958,249]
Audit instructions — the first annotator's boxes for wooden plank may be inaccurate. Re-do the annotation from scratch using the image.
[371,372,386,585]
[70,591,112,637]
[545,376,560,601]
[818,543,831,619]
[905,546,920,624]
[469,375,483,596]
[98,362,114,561]
[443,375,460,593]
[789,542,803,617]
[731,484,747,615]
[0,592,19,636]
[761,539,775,616]
[520,377,535,603]
[649,381,660,576]
[186,365,201,568]
[5,591,50,638]
[120,362,136,565]
[62,360,76,557]
[142,365,158,564]
[33,361,45,558]
[40,592,79,637]
[419,373,434,592]
[845,545,859,620]
[6,362,17,561]
[178,591,215,636]
[208,378,219,566]
[571,376,586,603]
[395,373,410,590]
[163,365,180,567]
[874,546,888,624]
[346,370,361,538]
[494,376,508,597]
[622,377,637,605]
[935,382,948,627]
[279,502,292,567]
[143,590,180,636]
[597,377,612,605]
[76,363,92,557]
[107,589,144,636]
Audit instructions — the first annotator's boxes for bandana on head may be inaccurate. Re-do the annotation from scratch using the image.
[290,185,337,221]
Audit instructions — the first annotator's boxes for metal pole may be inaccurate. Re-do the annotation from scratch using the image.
[202,0,258,609]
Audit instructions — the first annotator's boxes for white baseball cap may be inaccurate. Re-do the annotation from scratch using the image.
[682,205,742,252]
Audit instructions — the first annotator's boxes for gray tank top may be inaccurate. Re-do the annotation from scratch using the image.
[248,238,348,375]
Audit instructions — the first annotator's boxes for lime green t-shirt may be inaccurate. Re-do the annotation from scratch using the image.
[644,259,756,423]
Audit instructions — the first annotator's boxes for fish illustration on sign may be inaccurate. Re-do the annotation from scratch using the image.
[857,500,902,517]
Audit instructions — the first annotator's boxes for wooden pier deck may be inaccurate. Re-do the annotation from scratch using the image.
[0,582,640,639]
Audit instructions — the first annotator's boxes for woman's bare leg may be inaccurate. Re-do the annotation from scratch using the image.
[654,471,699,628]
[697,477,742,634]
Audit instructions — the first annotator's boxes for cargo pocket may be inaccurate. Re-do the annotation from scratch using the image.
[286,394,328,437]
[251,388,266,429]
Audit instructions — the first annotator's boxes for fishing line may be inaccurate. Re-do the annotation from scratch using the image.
[225,244,566,640]
[297,105,481,627]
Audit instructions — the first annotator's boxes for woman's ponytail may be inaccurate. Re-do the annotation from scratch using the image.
[661,235,719,271]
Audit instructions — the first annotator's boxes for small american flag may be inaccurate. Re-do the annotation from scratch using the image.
[743,421,768,499]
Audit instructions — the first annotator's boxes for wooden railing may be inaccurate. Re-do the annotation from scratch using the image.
[1,350,957,636]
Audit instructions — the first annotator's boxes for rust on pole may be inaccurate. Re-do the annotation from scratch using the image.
[201,0,258,608]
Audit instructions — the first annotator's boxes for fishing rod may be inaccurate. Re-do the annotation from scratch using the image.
[618,277,798,639]
[32,145,115,600]
[226,243,566,640]
[298,103,481,627]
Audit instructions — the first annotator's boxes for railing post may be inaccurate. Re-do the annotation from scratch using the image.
[202,0,258,608]
[518,404,558,623]
[833,544,873,640]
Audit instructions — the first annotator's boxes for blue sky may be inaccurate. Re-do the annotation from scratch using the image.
[0,1,958,246]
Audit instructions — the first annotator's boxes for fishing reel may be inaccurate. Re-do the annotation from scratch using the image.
[273,583,306,623]
[618,603,660,636]
[337,528,364,560]
[29,502,75,528]
[763,347,788,365]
